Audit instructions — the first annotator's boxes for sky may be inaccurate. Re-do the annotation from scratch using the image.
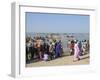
[26,12,89,33]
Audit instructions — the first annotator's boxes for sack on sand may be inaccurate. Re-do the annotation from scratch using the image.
[43,54,48,61]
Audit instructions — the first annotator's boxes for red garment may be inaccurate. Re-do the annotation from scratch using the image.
[70,43,74,49]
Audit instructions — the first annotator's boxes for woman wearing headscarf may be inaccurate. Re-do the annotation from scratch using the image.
[73,40,80,61]
[78,41,82,56]
[55,40,62,58]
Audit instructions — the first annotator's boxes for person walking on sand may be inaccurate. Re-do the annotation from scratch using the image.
[55,40,62,58]
[73,40,80,62]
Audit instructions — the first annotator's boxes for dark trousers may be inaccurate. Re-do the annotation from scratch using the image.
[49,52,54,60]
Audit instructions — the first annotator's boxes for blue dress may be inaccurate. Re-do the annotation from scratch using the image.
[55,42,61,57]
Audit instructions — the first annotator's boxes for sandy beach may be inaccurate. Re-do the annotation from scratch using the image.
[26,53,89,67]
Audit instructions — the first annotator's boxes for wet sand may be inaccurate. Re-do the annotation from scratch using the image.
[26,53,89,67]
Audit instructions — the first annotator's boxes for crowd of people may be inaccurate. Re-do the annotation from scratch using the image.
[26,36,63,63]
[26,35,89,63]
[68,39,89,61]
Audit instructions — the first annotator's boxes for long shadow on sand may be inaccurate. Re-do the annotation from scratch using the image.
[80,55,89,61]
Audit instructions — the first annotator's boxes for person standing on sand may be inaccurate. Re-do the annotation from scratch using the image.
[70,40,74,55]
[36,37,43,60]
[73,40,80,61]
[43,41,49,60]
[78,41,83,56]
[26,38,33,61]
[55,40,62,58]
[49,42,54,60]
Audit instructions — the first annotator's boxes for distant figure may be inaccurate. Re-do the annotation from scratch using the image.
[82,40,87,55]
[78,41,83,56]
[67,40,71,48]
[55,41,62,58]
[49,42,55,60]
[70,40,74,55]
[87,40,90,53]
[43,41,49,55]
[73,40,80,61]
[36,38,43,60]
[43,41,50,61]
[26,39,33,61]
[33,40,38,59]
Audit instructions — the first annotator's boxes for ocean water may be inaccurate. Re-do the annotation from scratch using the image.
[26,33,89,41]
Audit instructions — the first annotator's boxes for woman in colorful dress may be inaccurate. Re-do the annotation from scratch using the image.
[73,40,80,61]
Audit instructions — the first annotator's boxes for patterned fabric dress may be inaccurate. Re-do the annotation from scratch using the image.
[74,43,80,60]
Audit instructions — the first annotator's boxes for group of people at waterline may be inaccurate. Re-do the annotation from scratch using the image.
[26,36,89,63]
[68,39,89,61]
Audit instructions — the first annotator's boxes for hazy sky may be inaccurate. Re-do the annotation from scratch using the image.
[26,12,89,33]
